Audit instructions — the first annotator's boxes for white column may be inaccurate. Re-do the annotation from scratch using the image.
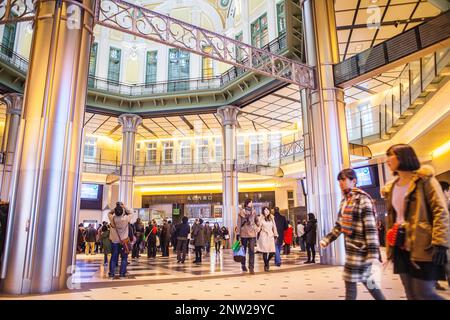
[118,114,142,209]
[301,0,350,266]
[267,0,277,41]
[0,93,23,202]
[241,0,251,44]
[0,0,96,294]
[97,27,110,79]
[216,106,240,240]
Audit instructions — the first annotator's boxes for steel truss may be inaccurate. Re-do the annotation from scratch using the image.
[0,0,315,89]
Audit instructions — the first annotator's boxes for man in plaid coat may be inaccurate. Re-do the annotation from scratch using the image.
[320,168,386,300]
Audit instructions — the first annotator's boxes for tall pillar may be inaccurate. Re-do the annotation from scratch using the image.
[266,0,277,41]
[118,114,142,209]
[0,93,23,202]
[216,106,239,239]
[301,0,350,265]
[241,0,251,44]
[0,0,96,294]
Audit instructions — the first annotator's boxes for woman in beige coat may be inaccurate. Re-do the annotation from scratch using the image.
[256,207,278,272]
[383,144,449,300]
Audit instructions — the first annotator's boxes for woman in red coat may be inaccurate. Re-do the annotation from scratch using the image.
[283,223,294,255]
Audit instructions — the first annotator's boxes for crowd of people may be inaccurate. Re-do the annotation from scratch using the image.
[75,143,449,300]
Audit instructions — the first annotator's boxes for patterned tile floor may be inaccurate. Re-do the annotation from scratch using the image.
[1,248,449,300]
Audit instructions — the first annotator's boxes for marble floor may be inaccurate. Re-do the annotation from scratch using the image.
[1,248,449,300]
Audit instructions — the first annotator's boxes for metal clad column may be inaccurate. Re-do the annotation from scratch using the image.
[302,0,350,265]
[118,114,142,209]
[0,0,96,294]
[0,93,23,202]
[217,106,239,240]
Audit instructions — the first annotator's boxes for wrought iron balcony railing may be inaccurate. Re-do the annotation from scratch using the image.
[0,33,288,96]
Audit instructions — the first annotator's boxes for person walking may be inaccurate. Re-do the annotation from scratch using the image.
[132,218,144,259]
[236,199,259,274]
[297,220,305,251]
[108,202,132,278]
[273,207,288,267]
[283,222,293,255]
[147,222,157,258]
[77,223,85,254]
[212,223,223,254]
[304,213,317,264]
[100,224,111,266]
[84,224,97,255]
[160,219,171,257]
[382,144,449,300]
[221,226,230,249]
[175,216,191,263]
[256,207,278,272]
[320,168,386,300]
[377,220,386,247]
[204,221,212,257]
[191,219,205,263]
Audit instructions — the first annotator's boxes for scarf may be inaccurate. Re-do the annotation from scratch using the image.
[340,188,357,236]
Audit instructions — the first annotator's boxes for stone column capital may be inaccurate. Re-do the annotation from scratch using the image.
[118,114,142,133]
[1,93,23,116]
[216,105,240,126]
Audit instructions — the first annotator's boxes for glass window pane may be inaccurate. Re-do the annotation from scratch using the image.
[146,50,158,85]
[108,47,121,83]
[168,49,190,91]
[276,1,286,36]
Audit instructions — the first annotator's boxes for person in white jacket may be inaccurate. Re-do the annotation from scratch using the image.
[108,202,132,278]
[296,220,305,251]
[256,207,278,272]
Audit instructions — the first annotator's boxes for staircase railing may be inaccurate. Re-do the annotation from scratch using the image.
[346,47,450,144]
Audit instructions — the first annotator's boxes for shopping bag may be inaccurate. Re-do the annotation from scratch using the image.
[232,240,241,252]
[233,246,245,263]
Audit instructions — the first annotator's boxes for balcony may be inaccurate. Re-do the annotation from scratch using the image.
[346,48,450,145]
[0,34,288,97]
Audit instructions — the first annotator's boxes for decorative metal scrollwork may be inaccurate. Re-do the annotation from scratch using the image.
[0,0,35,24]
[95,0,315,88]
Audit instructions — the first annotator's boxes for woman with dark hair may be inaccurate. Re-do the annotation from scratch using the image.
[320,168,385,300]
[212,223,223,254]
[304,213,317,264]
[256,207,278,271]
[382,144,449,300]
[236,199,259,274]
[100,224,111,266]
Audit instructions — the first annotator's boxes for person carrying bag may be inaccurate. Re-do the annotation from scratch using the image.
[108,202,132,278]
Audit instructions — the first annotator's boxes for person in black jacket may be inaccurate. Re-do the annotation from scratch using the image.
[304,213,317,264]
[273,207,288,267]
[175,216,191,263]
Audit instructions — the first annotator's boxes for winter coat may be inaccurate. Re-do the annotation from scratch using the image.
[212,228,223,242]
[274,213,288,245]
[191,223,205,246]
[160,224,171,243]
[100,229,112,254]
[256,217,278,253]
[381,165,449,262]
[175,222,191,239]
[237,207,259,238]
[304,219,317,245]
[284,226,294,245]
[322,188,380,283]
[84,227,97,243]
[108,212,132,244]
[204,225,213,245]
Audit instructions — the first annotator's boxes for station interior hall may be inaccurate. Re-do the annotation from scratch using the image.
[0,0,449,299]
